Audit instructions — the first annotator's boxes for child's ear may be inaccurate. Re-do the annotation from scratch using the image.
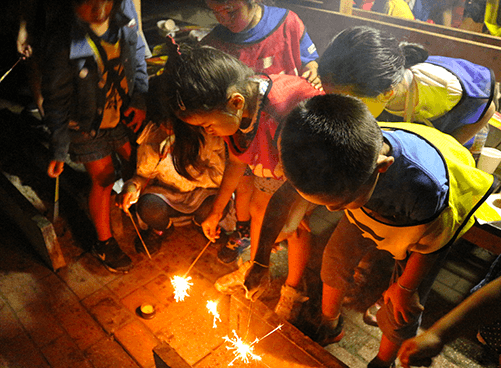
[227,93,245,112]
[377,89,395,103]
[376,155,394,173]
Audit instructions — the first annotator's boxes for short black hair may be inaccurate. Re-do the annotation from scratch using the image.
[280,94,383,196]
[318,26,428,97]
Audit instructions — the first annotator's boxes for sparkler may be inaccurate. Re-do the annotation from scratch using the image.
[223,331,262,366]
[170,240,212,302]
[126,211,152,259]
[0,57,24,84]
[223,324,284,366]
[206,300,221,328]
[171,275,193,302]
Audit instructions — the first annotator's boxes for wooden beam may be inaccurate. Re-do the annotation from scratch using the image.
[286,5,501,79]
[352,8,501,48]
[0,173,65,271]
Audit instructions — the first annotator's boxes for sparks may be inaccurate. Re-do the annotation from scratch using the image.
[206,300,221,328]
[222,324,284,365]
[171,275,193,302]
[223,330,262,366]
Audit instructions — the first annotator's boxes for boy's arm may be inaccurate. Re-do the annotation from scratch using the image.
[383,250,441,325]
[450,101,495,145]
[202,150,247,242]
[244,181,300,291]
[398,275,501,368]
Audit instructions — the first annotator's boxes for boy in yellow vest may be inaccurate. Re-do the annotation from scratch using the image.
[245,94,497,368]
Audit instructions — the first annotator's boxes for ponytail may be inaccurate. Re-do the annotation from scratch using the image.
[400,42,429,68]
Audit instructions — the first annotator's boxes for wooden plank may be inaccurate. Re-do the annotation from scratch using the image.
[462,223,501,255]
[286,5,501,79]
[352,8,501,48]
[153,343,192,368]
[0,173,65,271]
[230,292,349,368]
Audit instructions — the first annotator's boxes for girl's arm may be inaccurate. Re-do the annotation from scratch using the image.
[450,101,495,145]
[398,275,501,368]
[202,149,247,242]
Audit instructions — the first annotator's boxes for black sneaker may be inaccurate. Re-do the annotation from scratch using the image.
[91,237,133,273]
[217,229,251,264]
[316,315,345,347]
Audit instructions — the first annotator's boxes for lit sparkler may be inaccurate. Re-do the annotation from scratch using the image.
[223,324,284,366]
[223,331,261,366]
[170,275,192,302]
[206,300,221,328]
[170,240,212,302]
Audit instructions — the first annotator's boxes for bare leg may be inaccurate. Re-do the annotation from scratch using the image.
[284,228,311,289]
[84,156,116,241]
[234,175,253,223]
[249,187,272,260]
[371,335,399,367]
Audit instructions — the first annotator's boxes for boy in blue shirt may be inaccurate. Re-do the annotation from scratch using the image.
[244,94,496,367]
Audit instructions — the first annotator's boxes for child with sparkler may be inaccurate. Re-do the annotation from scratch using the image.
[258,93,497,367]
[115,98,229,255]
[155,41,322,319]
[201,0,321,265]
[43,0,148,273]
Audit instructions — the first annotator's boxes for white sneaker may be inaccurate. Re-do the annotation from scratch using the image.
[214,259,253,295]
[274,284,309,323]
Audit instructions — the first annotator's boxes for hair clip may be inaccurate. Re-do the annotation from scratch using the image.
[166,35,181,57]
[176,90,186,111]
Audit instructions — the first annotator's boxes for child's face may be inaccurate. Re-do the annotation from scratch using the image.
[206,0,256,33]
[181,109,242,137]
[323,83,390,119]
[296,171,380,212]
[75,0,114,26]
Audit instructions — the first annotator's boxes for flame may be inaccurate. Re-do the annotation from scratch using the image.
[223,330,262,366]
[170,275,193,302]
[206,300,221,328]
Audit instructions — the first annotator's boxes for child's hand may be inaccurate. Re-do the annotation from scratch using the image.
[201,212,222,242]
[398,331,441,368]
[301,61,322,90]
[123,107,146,133]
[383,282,424,326]
[116,182,139,214]
[47,160,64,178]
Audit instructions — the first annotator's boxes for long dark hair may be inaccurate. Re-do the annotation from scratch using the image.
[318,26,428,97]
[158,42,254,117]
[150,41,254,180]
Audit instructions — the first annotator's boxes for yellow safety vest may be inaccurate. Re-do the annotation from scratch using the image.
[345,122,497,260]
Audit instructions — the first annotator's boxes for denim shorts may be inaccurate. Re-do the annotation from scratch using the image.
[69,123,131,163]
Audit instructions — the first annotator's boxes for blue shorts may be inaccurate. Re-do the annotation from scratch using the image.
[69,123,131,163]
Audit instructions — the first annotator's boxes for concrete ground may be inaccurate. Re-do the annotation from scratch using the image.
[1,2,500,367]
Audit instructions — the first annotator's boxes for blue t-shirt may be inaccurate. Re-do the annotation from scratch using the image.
[365,130,449,225]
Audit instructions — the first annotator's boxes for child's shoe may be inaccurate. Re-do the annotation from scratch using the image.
[367,357,396,368]
[274,284,309,323]
[214,259,253,294]
[91,237,133,273]
[217,222,251,264]
[316,315,345,346]
[363,301,382,327]
[135,222,173,256]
